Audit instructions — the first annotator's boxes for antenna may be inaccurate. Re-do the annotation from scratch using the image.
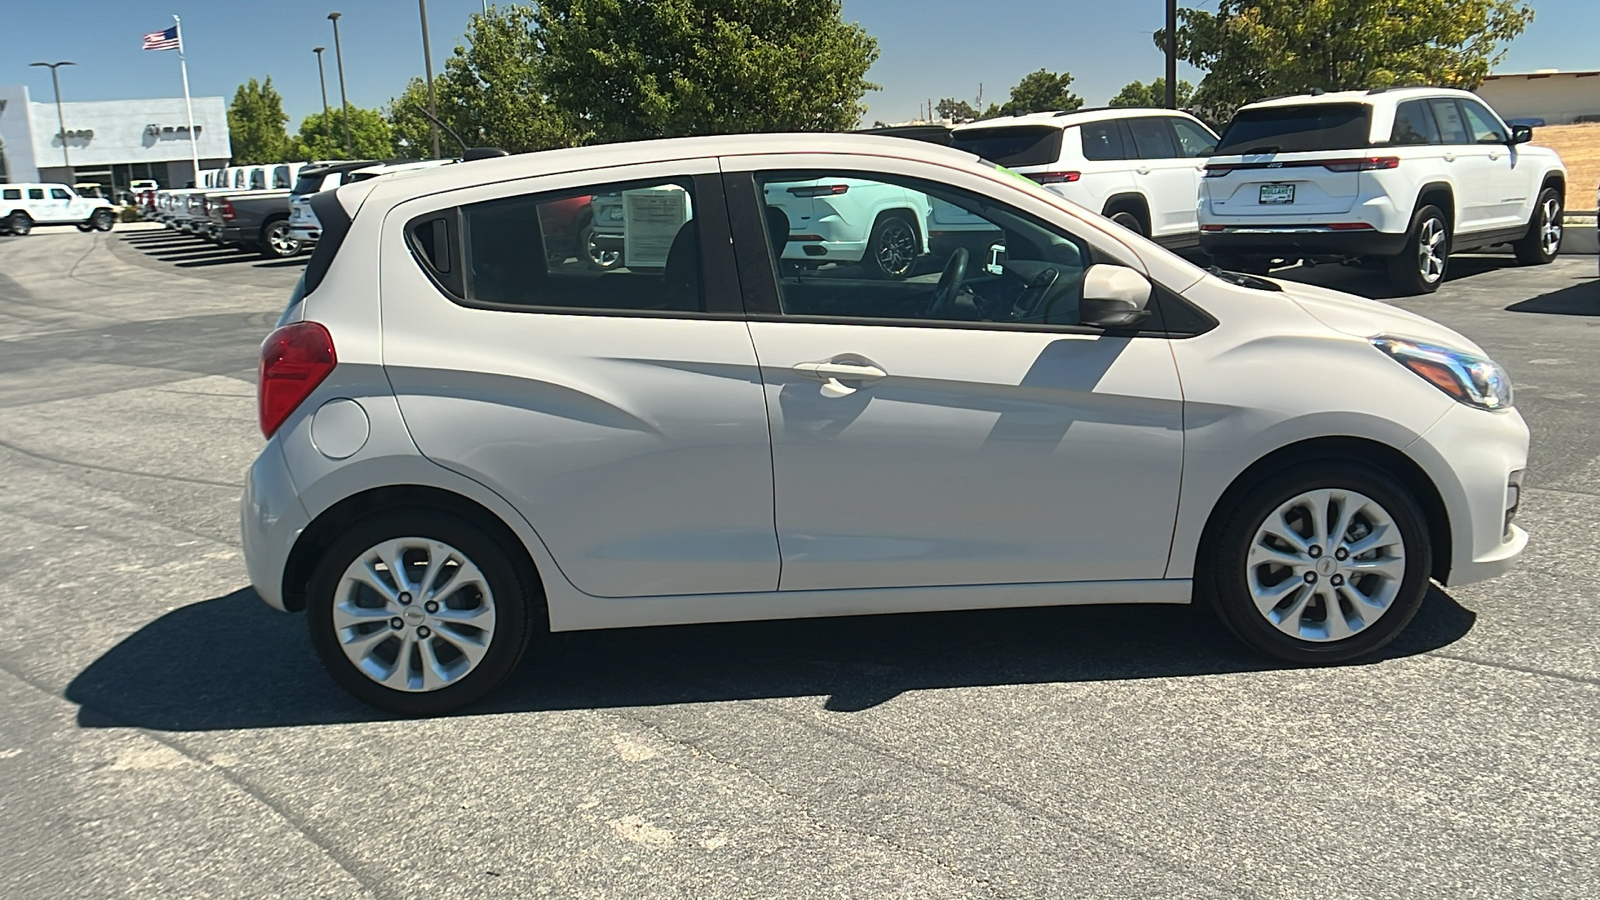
[416,105,467,156]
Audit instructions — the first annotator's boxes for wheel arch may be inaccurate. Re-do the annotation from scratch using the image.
[1100,193,1151,234]
[1197,436,1453,583]
[1415,182,1455,231]
[870,206,926,253]
[281,484,545,613]
[1538,171,1565,201]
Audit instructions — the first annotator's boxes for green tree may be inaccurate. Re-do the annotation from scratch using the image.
[287,107,395,161]
[935,98,979,123]
[1163,0,1534,116]
[996,69,1082,116]
[534,0,880,143]
[1108,78,1195,108]
[227,77,291,164]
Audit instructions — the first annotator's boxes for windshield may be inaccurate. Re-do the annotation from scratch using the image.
[1215,104,1372,154]
[950,126,1064,168]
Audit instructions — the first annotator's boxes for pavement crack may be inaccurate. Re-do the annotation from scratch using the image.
[0,434,238,488]
[1422,650,1600,687]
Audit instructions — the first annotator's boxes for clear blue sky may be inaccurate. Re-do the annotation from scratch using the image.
[5,1,1597,128]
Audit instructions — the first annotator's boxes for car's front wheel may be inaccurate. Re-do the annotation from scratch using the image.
[306,509,538,714]
[1201,462,1432,664]
[1387,204,1449,294]
[1511,187,1561,265]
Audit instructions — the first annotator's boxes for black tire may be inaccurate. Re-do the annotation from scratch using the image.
[1200,461,1432,665]
[578,224,622,270]
[1107,209,1147,237]
[76,222,94,233]
[1511,186,1561,265]
[865,212,919,280]
[7,213,31,236]
[1386,204,1449,294]
[258,218,301,260]
[305,508,541,715]
[90,209,115,232]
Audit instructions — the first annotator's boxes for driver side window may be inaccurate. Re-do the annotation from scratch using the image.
[754,171,1092,327]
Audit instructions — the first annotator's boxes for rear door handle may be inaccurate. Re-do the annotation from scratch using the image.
[794,360,887,398]
[1443,152,1456,162]
[1135,166,1151,175]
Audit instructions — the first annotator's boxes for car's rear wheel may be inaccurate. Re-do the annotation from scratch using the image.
[1201,462,1431,664]
[259,219,301,259]
[306,509,538,714]
[6,213,32,236]
[1511,187,1561,265]
[76,222,94,232]
[1107,209,1147,236]
[866,213,918,280]
[1387,205,1449,294]
[579,224,621,270]
[90,209,115,232]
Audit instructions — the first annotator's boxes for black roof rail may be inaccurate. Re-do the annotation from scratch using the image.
[1309,87,1326,96]
[1054,106,1119,116]
[462,148,510,162]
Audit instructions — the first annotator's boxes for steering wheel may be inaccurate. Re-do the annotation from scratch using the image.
[926,248,969,318]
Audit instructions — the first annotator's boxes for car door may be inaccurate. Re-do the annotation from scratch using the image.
[1121,116,1201,240]
[45,187,76,223]
[378,159,781,599]
[1457,98,1530,230]
[1427,98,1493,234]
[722,157,1185,592]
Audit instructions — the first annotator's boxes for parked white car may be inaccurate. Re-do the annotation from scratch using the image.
[949,108,1220,249]
[1199,87,1568,293]
[0,183,116,235]
[762,176,932,278]
[243,133,1528,714]
[289,159,454,245]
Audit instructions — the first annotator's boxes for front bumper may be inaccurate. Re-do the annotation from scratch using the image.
[240,439,311,612]
[1200,227,1409,259]
[1407,402,1531,586]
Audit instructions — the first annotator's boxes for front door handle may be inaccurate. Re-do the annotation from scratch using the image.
[1135,166,1151,175]
[793,360,887,398]
[1443,152,1456,162]
[1488,151,1500,160]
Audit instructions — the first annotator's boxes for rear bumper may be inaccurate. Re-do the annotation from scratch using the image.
[1200,227,1409,259]
[240,439,310,613]
[220,225,251,243]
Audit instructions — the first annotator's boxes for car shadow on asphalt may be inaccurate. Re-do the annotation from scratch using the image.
[1505,277,1600,315]
[65,584,1477,731]
[1268,254,1522,300]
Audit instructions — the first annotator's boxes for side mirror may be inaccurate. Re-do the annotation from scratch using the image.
[1510,125,1533,145]
[1080,264,1153,328]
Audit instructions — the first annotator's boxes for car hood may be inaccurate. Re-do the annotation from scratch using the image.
[1268,278,1489,357]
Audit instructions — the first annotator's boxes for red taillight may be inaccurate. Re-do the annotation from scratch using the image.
[1028,171,1081,185]
[1200,224,1224,232]
[221,200,236,220]
[258,322,336,437]
[787,184,850,197]
[1321,157,1400,172]
[1327,222,1377,230]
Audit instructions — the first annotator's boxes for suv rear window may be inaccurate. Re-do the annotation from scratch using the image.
[292,172,327,195]
[950,126,1065,168]
[1215,103,1372,154]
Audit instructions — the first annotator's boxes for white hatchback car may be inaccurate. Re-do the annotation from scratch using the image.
[243,133,1528,714]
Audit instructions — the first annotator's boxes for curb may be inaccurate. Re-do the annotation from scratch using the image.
[1564,222,1597,255]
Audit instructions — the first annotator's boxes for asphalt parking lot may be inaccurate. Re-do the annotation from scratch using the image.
[2,223,1597,899]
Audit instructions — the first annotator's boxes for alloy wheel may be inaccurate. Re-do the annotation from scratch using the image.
[267,222,300,257]
[333,537,497,692]
[1246,488,1407,642]
[874,218,916,277]
[1539,197,1562,256]
[1416,217,1446,283]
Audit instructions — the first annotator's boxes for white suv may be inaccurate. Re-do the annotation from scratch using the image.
[0,183,116,235]
[241,133,1528,713]
[949,108,1219,249]
[1199,88,1568,293]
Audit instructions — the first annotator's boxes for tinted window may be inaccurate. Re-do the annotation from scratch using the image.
[1170,118,1218,157]
[273,166,291,189]
[1,189,19,200]
[250,170,267,190]
[28,189,44,200]
[1215,103,1372,153]
[292,172,327,195]
[50,188,70,200]
[950,126,1065,167]
[1079,122,1126,161]
[433,179,703,313]
[1126,118,1178,158]
[756,171,1091,327]
[234,171,246,188]
[1390,100,1439,145]
[1428,100,1470,144]
[1459,101,1507,143]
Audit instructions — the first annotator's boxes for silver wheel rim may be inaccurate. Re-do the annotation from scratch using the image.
[1539,197,1561,255]
[585,230,620,268]
[1417,217,1446,283]
[1247,489,1407,642]
[874,218,916,276]
[267,222,298,255]
[334,537,496,692]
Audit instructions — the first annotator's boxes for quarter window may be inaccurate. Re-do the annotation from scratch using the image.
[1125,118,1179,159]
[410,178,704,314]
[1169,118,1219,157]
[755,171,1093,327]
[1079,122,1126,161]
[1459,101,1507,144]
[1428,99,1471,144]
[1390,100,1439,145]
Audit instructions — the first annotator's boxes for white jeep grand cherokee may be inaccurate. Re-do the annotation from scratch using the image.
[1199,87,1567,294]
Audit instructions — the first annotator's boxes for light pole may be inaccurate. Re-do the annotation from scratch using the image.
[1164,0,1178,109]
[313,47,332,153]
[328,12,353,156]
[29,61,76,170]
[418,0,440,158]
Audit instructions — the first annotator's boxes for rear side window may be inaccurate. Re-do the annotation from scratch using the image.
[1,189,19,200]
[410,179,704,315]
[1079,122,1126,161]
[950,126,1065,167]
[28,189,44,200]
[1215,103,1372,153]
[1429,99,1471,144]
[1125,118,1178,158]
[1390,100,1439,145]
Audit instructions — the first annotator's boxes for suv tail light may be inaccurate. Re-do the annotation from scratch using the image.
[220,200,236,220]
[258,322,336,437]
[787,184,850,197]
[1027,171,1081,185]
[1320,156,1400,172]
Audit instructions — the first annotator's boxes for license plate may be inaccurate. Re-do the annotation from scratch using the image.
[1259,184,1296,205]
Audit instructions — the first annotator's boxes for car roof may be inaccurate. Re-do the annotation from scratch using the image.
[297,158,418,179]
[356,132,990,209]
[950,107,1197,133]
[1240,86,1478,111]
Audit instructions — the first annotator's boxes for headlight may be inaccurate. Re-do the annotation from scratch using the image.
[1371,336,1513,410]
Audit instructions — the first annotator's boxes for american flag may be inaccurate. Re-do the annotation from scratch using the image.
[142,25,179,51]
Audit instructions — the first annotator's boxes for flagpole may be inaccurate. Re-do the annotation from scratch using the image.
[174,14,201,187]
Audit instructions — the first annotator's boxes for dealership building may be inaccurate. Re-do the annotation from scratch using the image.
[0,84,229,196]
